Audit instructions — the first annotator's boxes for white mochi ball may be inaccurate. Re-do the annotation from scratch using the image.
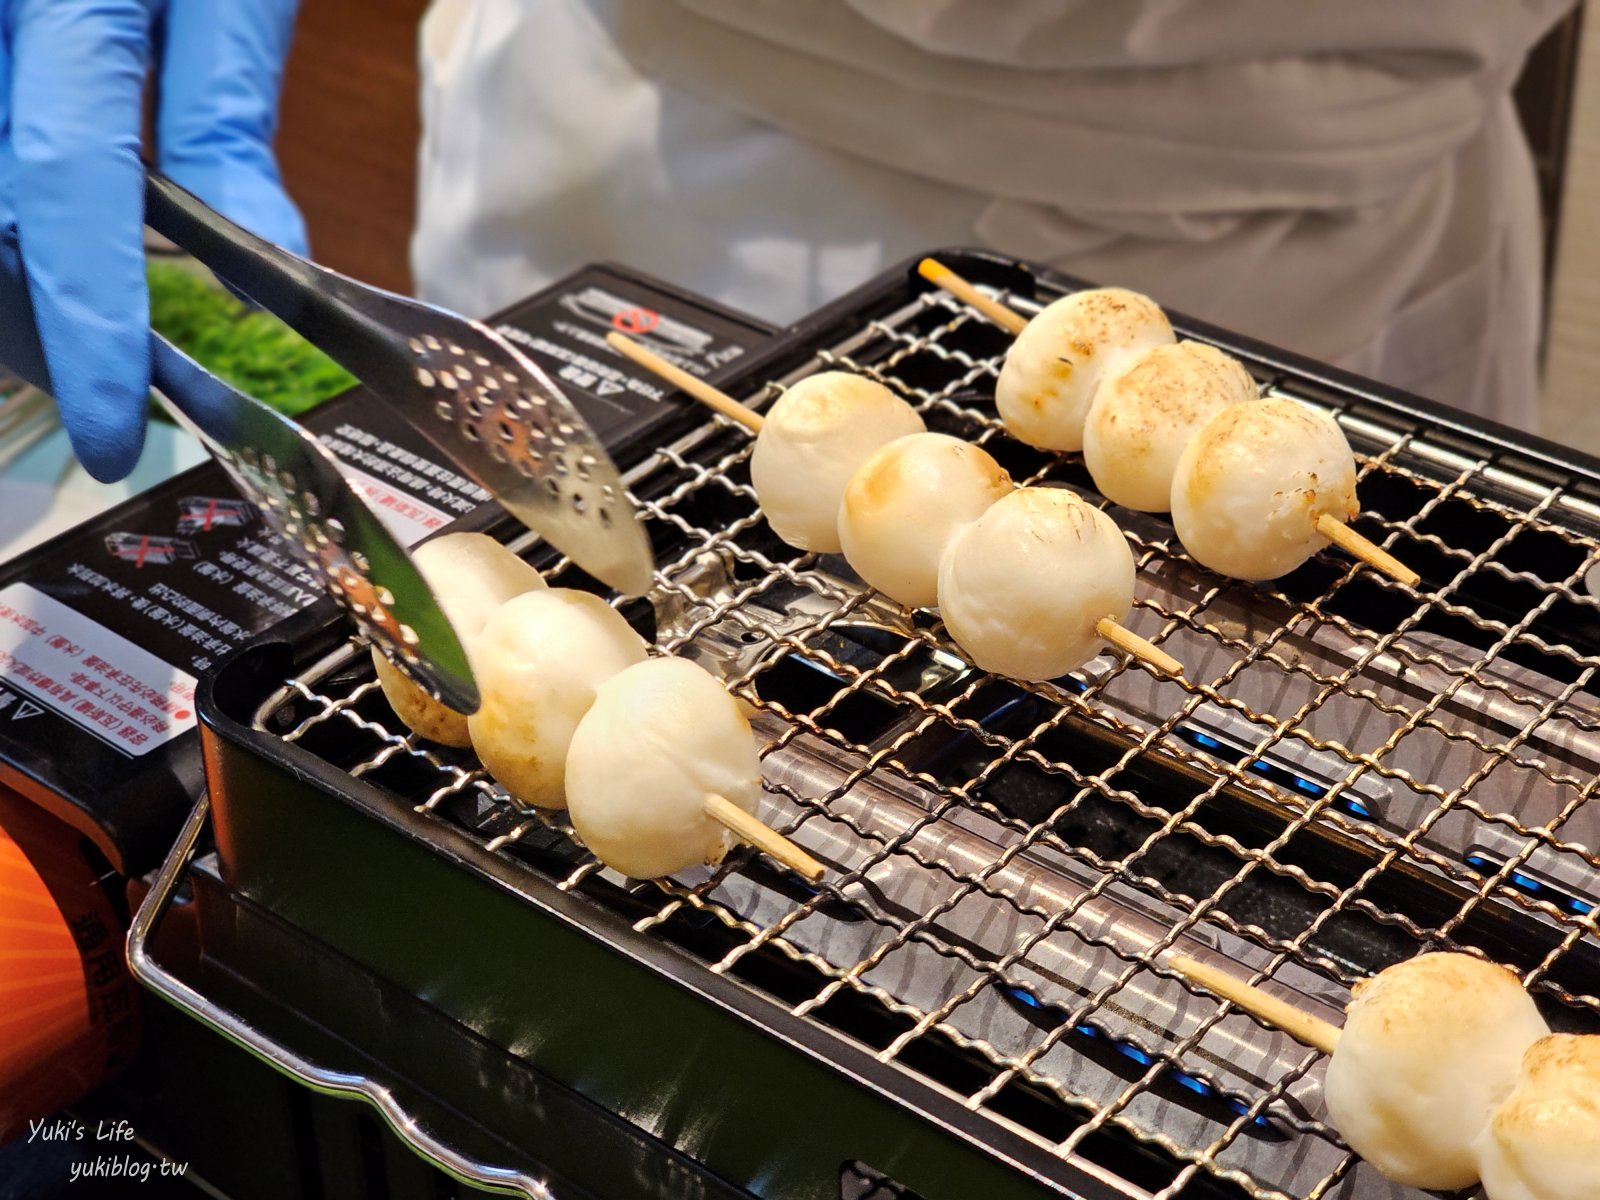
[468,589,647,808]
[1083,341,1257,512]
[1324,952,1550,1191]
[995,288,1173,452]
[566,656,763,879]
[1170,398,1358,580]
[938,488,1135,681]
[749,371,925,553]
[837,432,1012,609]
[372,532,547,746]
[1476,1034,1600,1200]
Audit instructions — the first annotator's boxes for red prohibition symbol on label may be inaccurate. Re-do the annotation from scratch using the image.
[611,306,660,335]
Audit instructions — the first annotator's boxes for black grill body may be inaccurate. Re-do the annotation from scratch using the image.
[128,252,1600,1200]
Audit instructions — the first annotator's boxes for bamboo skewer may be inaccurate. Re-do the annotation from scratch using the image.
[917,259,1027,336]
[703,793,826,882]
[1169,953,1342,1056]
[1315,513,1420,588]
[606,332,763,433]
[919,257,1424,592]
[1095,618,1183,679]
[608,332,1182,679]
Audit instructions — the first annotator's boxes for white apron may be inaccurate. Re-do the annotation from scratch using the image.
[414,0,1570,430]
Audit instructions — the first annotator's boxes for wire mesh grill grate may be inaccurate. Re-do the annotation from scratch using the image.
[257,277,1600,1200]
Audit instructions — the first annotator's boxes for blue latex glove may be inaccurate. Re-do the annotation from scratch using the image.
[0,0,306,482]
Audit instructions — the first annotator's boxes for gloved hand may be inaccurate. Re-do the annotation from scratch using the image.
[0,0,307,482]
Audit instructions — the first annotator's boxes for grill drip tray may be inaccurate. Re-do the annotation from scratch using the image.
[144,252,1600,1200]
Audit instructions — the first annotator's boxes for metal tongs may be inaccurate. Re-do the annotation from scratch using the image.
[148,337,480,712]
[144,172,655,711]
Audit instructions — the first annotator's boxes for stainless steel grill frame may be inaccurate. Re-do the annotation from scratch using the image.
[178,253,1600,1200]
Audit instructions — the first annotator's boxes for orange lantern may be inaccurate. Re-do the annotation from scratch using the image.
[0,787,140,1143]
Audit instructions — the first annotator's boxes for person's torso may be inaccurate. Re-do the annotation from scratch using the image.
[414,0,1565,424]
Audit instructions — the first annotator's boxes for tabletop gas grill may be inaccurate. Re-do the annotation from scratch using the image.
[129,252,1600,1200]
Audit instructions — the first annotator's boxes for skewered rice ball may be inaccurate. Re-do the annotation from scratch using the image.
[566,656,763,879]
[995,287,1173,452]
[1323,952,1550,1191]
[837,432,1012,608]
[1083,341,1257,513]
[938,487,1134,681]
[1476,1034,1600,1200]
[749,371,924,553]
[372,532,547,745]
[468,589,647,808]
[1170,398,1358,580]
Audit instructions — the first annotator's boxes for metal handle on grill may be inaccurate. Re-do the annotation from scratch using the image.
[126,793,556,1200]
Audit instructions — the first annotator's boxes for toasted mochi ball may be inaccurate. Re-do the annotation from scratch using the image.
[1083,342,1257,512]
[748,371,925,553]
[566,657,762,879]
[995,288,1174,452]
[1476,1035,1600,1200]
[837,432,1013,608]
[1170,398,1358,580]
[938,488,1134,681]
[1324,952,1550,1191]
[372,532,547,745]
[468,589,647,808]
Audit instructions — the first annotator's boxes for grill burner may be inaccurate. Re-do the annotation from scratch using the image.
[176,258,1600,1200]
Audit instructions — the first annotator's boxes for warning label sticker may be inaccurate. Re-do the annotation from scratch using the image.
[337,463,453,547]
[485,265,768,459]
[0,583,197,756]
[317,420,485,548]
